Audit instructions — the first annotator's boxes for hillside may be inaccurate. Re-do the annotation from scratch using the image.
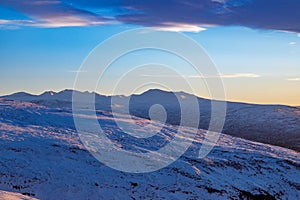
[2,89,300,151]
[0,99,299,199]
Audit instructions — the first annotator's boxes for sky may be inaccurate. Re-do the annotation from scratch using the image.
[0,0,300,106]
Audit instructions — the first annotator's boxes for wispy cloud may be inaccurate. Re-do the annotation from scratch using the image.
[216,73,261,78]
[67,70,88,73]
[0,17,107,28]
[287,78,300,81]
[153,22,206,33]
[140,73,261,79]
[116,0,300,33]
[0,19,35,25]
[289,42,296,45]
[28,0,60,6]
[0,0,111,28]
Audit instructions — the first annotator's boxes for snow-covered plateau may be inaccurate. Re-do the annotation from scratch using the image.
[0,98,299,199]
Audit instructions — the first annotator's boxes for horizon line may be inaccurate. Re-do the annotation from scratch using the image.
[1,88,299,107]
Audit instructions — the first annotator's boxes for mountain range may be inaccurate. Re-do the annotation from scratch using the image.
[2,89,300,152]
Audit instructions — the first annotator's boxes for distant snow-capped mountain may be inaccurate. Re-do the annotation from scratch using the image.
[0,99,299,199]
[2,89,300,151]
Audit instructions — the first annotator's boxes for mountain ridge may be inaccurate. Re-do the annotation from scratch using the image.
[1,89,300,152]
[2,88,299,107]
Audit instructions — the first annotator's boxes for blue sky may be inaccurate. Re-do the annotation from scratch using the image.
[0,0,300,105]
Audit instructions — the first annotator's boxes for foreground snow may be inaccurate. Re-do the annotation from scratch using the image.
[0,190,38,200]
[0,99,299,199]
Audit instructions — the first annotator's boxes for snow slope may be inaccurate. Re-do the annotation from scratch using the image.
[2,89,300,151]
[0,99,299,199]
[0,190,38,200]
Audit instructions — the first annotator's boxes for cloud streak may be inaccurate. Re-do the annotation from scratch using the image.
[67,70,88,73]
[214,73,260,78]
[287,78,300,81]
[153,22,206,33]
[140,73,260,79]
[116,0,300,33]
[0,0,111,28]
[0,17,107,28]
